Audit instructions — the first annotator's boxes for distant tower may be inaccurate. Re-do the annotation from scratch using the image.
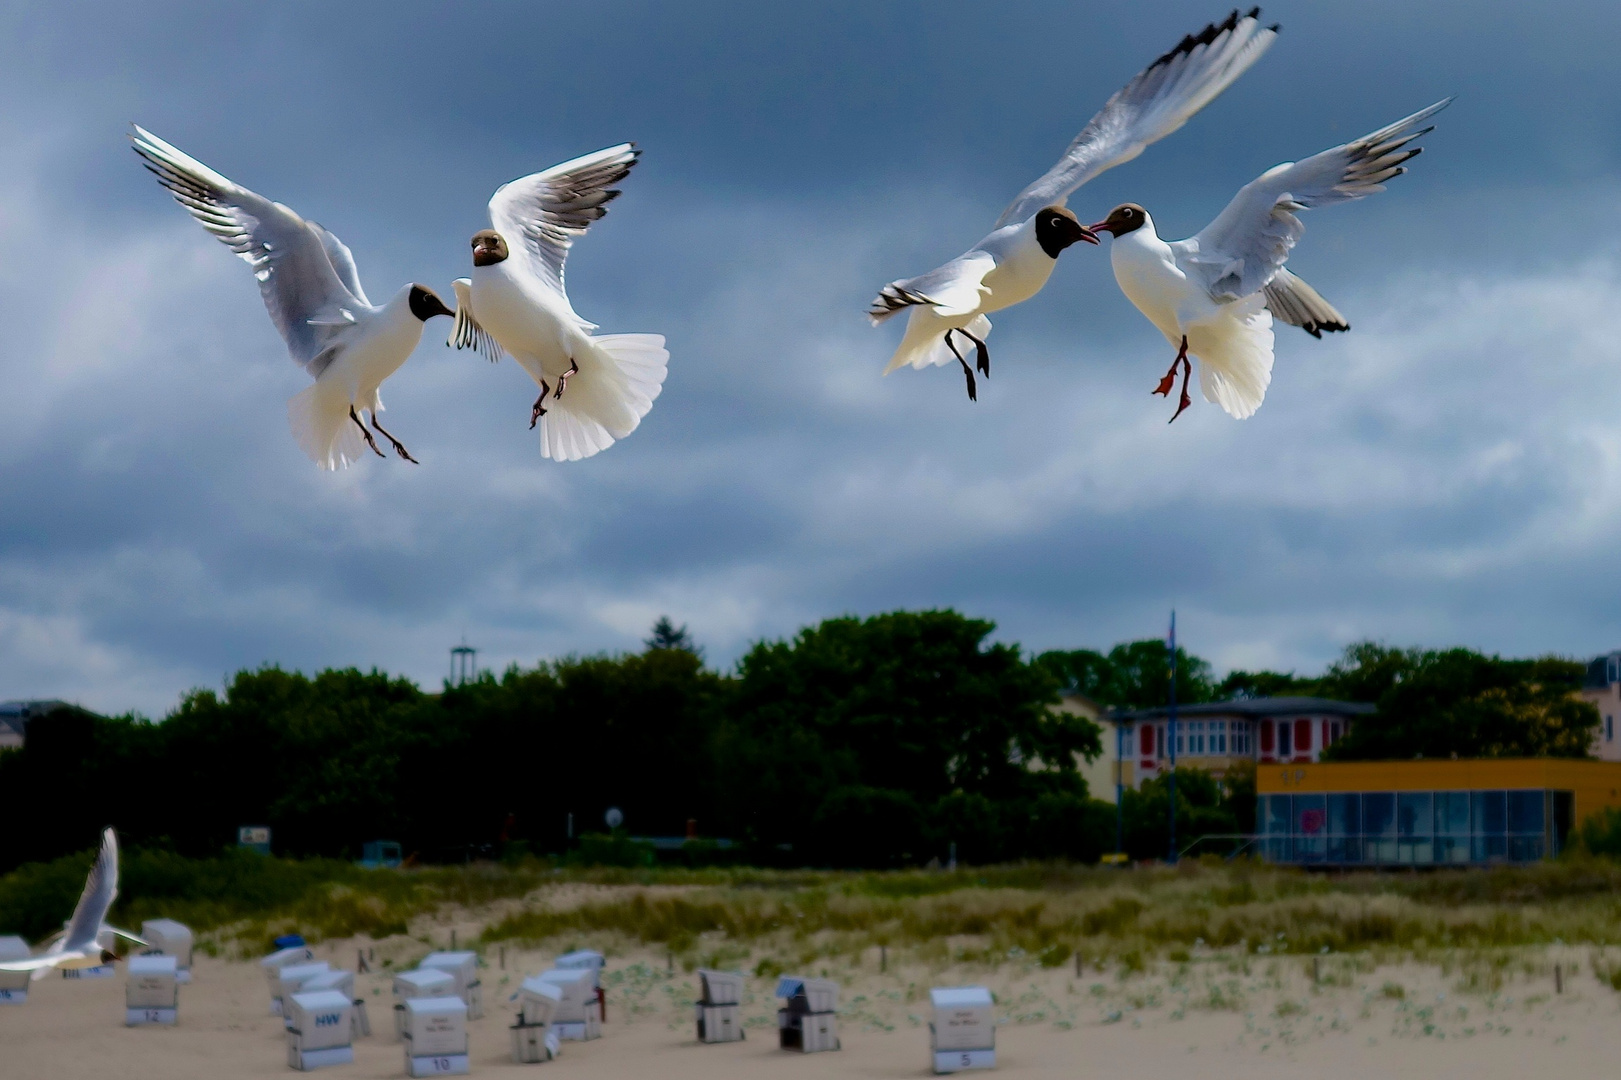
[450,639,477,686]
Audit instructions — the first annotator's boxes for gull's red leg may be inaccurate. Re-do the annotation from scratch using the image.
[1168,354,1193,424]
[1154,335,1189,397]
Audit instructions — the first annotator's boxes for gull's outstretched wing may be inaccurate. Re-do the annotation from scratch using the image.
[311,223,371,309]
[0,954,70,973]
[1180,99,1451,300]
[487,143,640,309]
[62,828,118,955]
[130,125,367,376]
[869,251,997,327]
[995,9,1277,228]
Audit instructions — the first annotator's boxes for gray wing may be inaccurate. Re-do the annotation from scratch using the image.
[130,125,367,376]
[63,828,117,954]
[1180,99,1450,300]
[487,143,640,306]
[312,223,371,308]
[1263,269,1348,338]
[995,9,1276,228]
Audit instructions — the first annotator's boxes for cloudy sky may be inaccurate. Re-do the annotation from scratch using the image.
[3,1,1620,715]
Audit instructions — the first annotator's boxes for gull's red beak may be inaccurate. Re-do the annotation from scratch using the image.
[1079,226,1101,245]
[1087,220,1111,237]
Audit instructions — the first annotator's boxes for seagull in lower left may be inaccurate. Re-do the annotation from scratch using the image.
[0,828,139,981]
[131,125,454,469]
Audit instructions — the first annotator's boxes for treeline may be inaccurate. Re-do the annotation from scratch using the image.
[0,612,1598,875]
[0,611,1110,875]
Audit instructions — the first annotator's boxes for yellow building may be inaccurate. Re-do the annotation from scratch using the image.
[1256,758,1621,865]
[1054,690,1118,803]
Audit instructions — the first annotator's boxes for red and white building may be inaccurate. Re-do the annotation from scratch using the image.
[1104,697,1375,789]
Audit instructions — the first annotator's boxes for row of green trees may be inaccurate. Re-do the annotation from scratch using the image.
[1038,639,1599,760]
[0,612,1599,875]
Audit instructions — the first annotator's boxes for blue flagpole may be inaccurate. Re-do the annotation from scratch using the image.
[1167,610,1178,864]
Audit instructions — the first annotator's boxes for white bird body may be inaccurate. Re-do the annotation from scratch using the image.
[129,125,453,469]
[467,259,594,387]
[288,285,441,467]
[1091,98,1451,420]
[870,9,1278,398]
[883,220,1057,375]
[1109,215,1275,417]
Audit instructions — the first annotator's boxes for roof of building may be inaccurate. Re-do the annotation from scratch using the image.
[1107,696,1375,723]
[1585,654,1618,689]
[0,700,74,739]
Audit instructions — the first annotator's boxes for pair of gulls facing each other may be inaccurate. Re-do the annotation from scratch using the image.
[131,129,665,468]
[871,8,1450,422]
[0,829,142,979]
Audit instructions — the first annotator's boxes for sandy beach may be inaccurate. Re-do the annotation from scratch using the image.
[4,934,1620,1080]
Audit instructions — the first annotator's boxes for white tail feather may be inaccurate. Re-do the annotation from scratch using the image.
[539,333,668,461]
[287,381,367,470]
[882,313,992,374]
[1190,295,1274,419]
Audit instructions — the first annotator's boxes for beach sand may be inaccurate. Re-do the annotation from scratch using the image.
[3,938,1619,1079]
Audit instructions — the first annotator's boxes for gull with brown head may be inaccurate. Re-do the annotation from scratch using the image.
[449,144,668,462]
[1089,98,1450,422]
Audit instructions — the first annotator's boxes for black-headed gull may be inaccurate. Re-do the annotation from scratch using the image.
[869,9,1277,400]
[1089,98,1450,422]
[449,144,669,462]
[130,126,454,469]
[0,828,136,980]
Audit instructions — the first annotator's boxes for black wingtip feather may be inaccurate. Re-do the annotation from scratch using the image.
[1150,8,1255,70]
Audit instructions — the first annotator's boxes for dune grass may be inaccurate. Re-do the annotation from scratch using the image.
[7,847,1621,970]
[478,858,1621,968]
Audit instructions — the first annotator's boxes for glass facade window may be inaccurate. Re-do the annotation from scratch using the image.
[1327,793,1360,863]
[1471,791,1506,861]
[1294,793,1326,862]
[1362,792,1396,863]
[1233,722,1250,755]
[1507,791,1544,861]
[1278,722,1292,758]
[1435,792,1470,863]
[1262,794,1292,862]
[1258,789,1568,865]
[1396,792,1433,863]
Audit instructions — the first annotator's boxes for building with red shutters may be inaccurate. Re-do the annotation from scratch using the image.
[1104,697,1376,790]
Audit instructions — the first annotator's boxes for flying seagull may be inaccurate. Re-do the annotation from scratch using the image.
[0,828,142,980]
[1089,98,1451,422]
[869,9,1278,401]
[449,144,668,462]
[130,126,454,469]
